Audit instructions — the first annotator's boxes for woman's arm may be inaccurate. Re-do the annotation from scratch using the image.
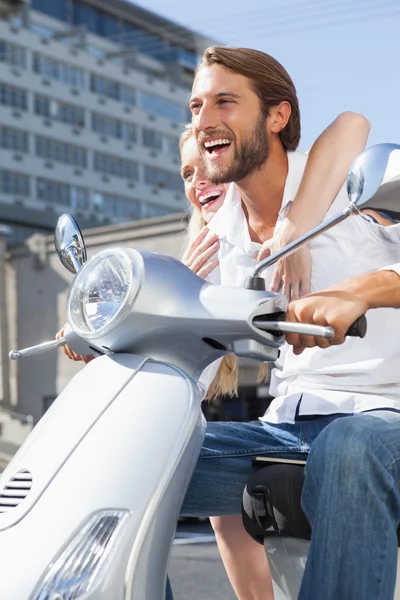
[258,111,371,299]
[284,111,371,233]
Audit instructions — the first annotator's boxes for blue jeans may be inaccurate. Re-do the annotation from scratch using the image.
[181,415,343,516]
[169,410,400,600]
[299,409,400,600]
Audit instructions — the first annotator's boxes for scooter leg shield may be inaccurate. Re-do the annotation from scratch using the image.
[0,354,204,600]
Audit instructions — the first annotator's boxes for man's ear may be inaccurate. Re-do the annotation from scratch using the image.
[270,101,292,134]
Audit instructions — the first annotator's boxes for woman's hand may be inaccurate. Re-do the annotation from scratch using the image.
[55,325,93,365]
[257,219,311,301]
[182,227,219,278]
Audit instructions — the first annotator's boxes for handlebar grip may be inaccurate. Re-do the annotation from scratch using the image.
[346,315,367,338]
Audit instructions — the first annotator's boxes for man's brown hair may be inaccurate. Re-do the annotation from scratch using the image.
[198,46,301,151]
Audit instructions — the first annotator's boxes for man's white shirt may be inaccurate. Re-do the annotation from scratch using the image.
[204,151,400,424]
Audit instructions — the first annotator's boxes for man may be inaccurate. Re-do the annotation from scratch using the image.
[180,46,400,600]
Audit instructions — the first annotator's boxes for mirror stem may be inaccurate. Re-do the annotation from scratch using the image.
[66,246,83,273]
[245,204,355,289]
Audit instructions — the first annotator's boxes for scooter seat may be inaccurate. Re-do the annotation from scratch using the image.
[242,464,400,545]
[242,464,310,543]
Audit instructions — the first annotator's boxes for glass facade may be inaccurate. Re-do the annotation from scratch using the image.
[0,170,30,196]
[0,41,26,69]
[34,95,86,127]
[94,152,139,180]
[92,191,141,220]
[33,53,85,88]
[140,92,182,121]
[0,83,27,111]
[0,126,29,153]
[31,0,199,69]
[144,165,183,191]
[35,136,87,168]
[37,178,89,208]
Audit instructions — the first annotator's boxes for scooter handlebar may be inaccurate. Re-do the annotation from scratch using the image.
[346,315,367,338]
[253,313,367,340]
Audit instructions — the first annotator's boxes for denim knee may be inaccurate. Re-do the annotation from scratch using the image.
[305,415,397,501]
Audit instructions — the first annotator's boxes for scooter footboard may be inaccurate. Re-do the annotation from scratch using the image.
[0,355,205,600]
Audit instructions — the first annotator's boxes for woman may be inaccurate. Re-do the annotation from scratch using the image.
[57,112,371,600]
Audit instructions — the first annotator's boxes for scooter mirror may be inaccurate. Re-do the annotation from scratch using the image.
[54,213,87,274]
[347,143,400,209]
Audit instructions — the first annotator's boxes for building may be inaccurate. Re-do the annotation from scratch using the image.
[0,0,214,243]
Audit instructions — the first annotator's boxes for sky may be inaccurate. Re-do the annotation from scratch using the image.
[129,0,399,151]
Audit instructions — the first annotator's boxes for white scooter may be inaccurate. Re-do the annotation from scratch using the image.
[0,143,397,600]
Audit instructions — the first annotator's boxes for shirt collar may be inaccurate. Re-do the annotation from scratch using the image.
[208,151,308,250]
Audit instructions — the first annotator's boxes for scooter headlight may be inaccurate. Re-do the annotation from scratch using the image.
[31,509,129,600]
[67,248,142,339]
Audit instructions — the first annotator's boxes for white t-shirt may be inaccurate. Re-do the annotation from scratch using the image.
[206,151,400,423]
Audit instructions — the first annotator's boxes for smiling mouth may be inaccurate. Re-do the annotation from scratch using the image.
[204,138,232,154]
[199,190,223,206]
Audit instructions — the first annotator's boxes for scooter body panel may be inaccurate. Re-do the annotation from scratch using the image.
[0,355,204,600]
[266,538,400,600]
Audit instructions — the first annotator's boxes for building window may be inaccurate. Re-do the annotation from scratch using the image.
[90,74,136,106]
[120,84,136,107]
[94,152,138,180]
[0,83,27,111]
[144,166,183,191]
[34,95,85,127]
[0,126,29,153]
[121,122,137,143]
[0,41,27,69]
[121,22,165,61]
[0,170,30,196]
[35,136,87,168]
[141,92,182,121]
[72,1,123,37]
[165,136,179,156]
[142,128,163,151]
[92,192,141,220]
[90,73,119,100]
[31,0,68,21]
[145,203,173,218]
[37,178,89,209]
[33,53,85,88]
[91,112,137,142]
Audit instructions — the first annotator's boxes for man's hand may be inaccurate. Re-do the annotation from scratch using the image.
[285,287,369,355]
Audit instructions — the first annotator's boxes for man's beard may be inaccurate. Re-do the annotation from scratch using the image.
[204,114,270,185]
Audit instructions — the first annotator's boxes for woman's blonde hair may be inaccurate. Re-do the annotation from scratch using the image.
[180,125,268,401]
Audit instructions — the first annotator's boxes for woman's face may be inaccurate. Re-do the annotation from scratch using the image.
[180,136,227,223]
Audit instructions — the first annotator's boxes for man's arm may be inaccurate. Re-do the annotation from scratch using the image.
[285,267,400,355]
